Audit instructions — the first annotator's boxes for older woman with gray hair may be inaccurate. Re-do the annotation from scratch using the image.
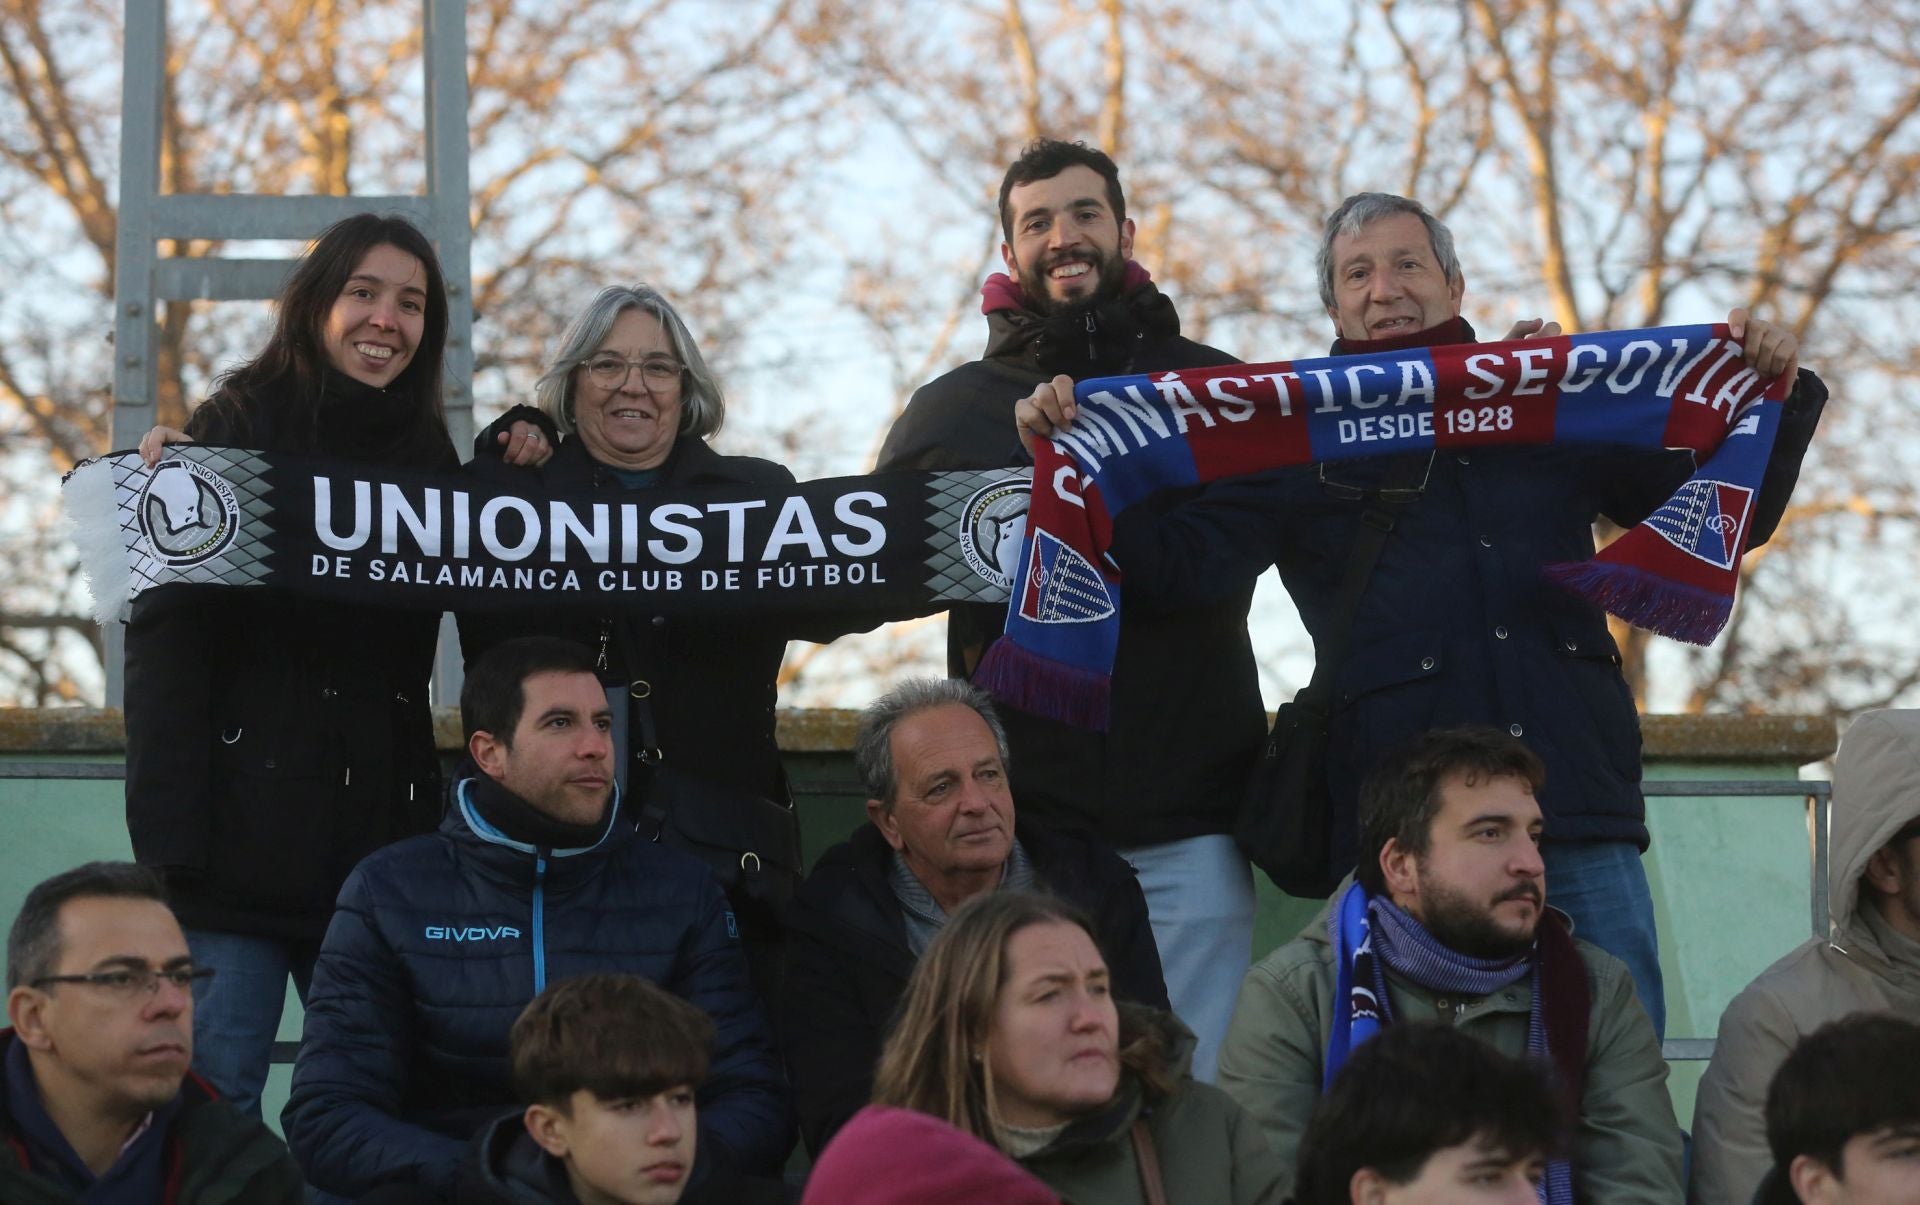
[463,284,812,1004]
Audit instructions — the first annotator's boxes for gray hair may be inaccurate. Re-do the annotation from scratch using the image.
[8,861,168,989]
[1316,192,1462,314]
[533,284,726,442]
[855,678,1011,811]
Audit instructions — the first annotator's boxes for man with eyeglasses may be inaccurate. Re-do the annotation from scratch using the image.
[1016,192,1828,1044]
[2,860,303,1202]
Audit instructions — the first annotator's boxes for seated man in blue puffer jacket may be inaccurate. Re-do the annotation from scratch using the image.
[282,636,793,1201]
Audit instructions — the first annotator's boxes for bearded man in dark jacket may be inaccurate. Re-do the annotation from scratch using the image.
[282,637,791,1201]
[875,139,1260,1085]
[780,678,1167,1156]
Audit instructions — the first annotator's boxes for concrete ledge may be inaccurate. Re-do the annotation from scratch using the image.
[1,707,1839,763]
[1639,713,1835,764]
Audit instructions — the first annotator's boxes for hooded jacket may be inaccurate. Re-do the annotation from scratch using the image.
[876,271,1262,846]
[281,777,791,1199]
[1015,1010,1285,1205]
[1215,898,1682,1203]
[1689,710,1920,1205]
[780,819,1169,1155]
[0,1032,304,1205]
[1107,318,1827,853]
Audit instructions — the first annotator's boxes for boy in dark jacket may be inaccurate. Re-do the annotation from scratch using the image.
[1757,1013,1920,1205]
[462,973,790,1205]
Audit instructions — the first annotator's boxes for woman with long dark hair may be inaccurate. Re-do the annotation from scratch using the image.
[125,212,458,1116]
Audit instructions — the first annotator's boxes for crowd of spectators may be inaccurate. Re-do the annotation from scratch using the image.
[11,133,1915,1205]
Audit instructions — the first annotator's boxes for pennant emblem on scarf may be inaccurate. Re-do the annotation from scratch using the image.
[975,324,1791,729]
[1647,479,1753,571]
[1017,530,1116,625]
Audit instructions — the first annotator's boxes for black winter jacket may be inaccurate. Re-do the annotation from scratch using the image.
[0,1033,305,1204]
[124,404,448,939]
[1109,319,1829,853]
[461,432,810,806]
[877,281,1263,846]
[460,1109,797,1204]
[779,819,1169,1156]
[281,778,792,1198]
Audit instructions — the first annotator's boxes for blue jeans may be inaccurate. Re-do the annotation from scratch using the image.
[184,928,319,1118]
[1118,834,1256,1084]
[1539,840,1665,1041]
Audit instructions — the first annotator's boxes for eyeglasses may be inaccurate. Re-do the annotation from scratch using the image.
[30,966,216,999]
[581,355,685,390]
[1318,450,1435,503]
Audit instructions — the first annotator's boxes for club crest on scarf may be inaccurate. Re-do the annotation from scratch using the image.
[975,324,1793,730]
[956,477,1031,592]
[139,458,239,566]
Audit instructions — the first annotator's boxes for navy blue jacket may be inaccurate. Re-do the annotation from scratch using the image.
[1109,322,1827,854]
[282,779,792,1198]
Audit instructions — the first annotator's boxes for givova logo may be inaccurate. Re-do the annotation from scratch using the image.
[423,925,522,942]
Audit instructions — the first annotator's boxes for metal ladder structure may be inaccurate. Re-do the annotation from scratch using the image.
[105,0,475,704]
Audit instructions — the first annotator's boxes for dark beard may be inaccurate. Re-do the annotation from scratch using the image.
[1416,875,1541,960]
[1018,249,1129,316]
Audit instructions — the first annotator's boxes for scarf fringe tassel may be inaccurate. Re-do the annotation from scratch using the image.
[62,458,135,626]
[1543,559,1731,647]
[973,636,1111,730]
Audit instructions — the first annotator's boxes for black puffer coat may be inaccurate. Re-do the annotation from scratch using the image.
[124,400,450,939]
[876,279,1264,847]
[281,778,792,1198]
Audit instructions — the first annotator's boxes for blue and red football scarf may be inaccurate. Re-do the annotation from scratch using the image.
[974,323,1791,729]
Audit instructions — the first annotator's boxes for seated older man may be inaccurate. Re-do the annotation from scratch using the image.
[780,678,1167,1156]
[3,861,303,1203]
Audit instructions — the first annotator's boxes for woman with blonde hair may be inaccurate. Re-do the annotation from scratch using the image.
[873,890,1283,1204]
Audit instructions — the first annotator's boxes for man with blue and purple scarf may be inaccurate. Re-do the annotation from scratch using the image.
[1215,727,1681,1204]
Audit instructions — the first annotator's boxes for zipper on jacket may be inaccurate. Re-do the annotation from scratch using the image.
[532,854,549,994]
[1085,312,1098,361]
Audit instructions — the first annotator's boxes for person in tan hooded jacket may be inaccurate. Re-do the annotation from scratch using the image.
[1690,709,1920,1204]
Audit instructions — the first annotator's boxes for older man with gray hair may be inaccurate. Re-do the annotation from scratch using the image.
[779,676,1167,1157]
[1016,190,1829,1042]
